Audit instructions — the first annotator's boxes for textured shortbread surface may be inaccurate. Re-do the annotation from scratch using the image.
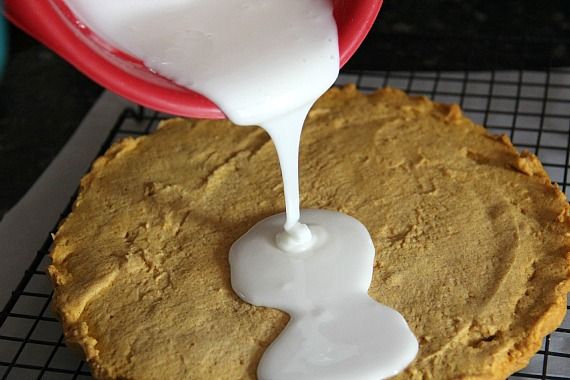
[49,86,570,379]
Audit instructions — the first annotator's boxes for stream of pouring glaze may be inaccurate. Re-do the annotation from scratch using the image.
[66,0,418,378]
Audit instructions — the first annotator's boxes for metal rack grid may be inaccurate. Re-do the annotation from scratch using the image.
[1,69,570,379]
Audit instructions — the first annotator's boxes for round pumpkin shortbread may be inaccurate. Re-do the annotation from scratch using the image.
[49,86,570,379]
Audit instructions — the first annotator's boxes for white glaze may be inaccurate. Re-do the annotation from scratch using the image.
[230,210,419,380]
[66,1,418,378]
[262,104,314,251]
[66,0,338,242]
[65,0,339,124]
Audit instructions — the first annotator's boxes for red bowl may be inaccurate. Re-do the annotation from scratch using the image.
[5,0,382,119]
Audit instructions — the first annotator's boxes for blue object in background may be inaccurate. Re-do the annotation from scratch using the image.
[0,4,7,79]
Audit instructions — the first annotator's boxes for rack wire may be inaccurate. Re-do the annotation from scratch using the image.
[2,60,570,380]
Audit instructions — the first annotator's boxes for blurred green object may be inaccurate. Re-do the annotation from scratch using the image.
[0,4,6,78]
[0,0,8,78]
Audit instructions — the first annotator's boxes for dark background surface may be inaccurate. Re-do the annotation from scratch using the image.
[1,0,570,218]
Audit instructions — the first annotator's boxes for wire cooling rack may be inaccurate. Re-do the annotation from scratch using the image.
[1,67,570,379]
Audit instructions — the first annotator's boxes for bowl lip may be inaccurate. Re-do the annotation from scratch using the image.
[4,0,383,119]
[335,0,383,68]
